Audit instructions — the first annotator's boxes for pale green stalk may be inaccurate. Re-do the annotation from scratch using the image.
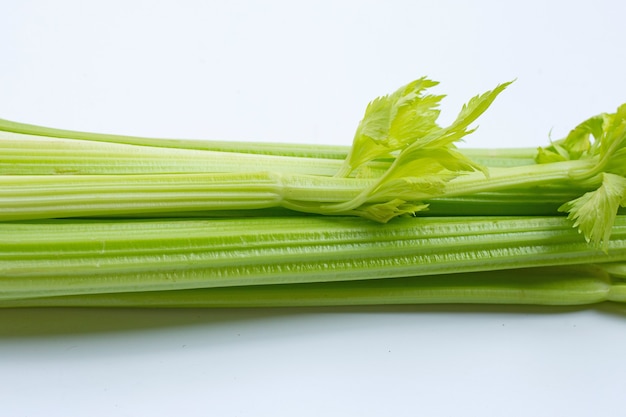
[0,129,535,176]
[0,160,598,221]
[2,215,626,301]
[292,159,597,215]
[0,115,538,163]
[1,264,620,308]
[0,130,349,176]
[0,172,364,221]
[0,117,350,159]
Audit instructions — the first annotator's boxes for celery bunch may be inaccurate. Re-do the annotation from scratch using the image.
[1,77,626,309]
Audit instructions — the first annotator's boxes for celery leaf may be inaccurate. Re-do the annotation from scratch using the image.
[558,172,626,250]
[331,78,511,222]
[337,77,444,176]
[535,114,605,164]
[536,103,626,170]
[600,104,626,175]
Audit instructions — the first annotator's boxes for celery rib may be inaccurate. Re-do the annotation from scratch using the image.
[0,130,526,177]
[2,216,626,301]
[0,159,602,222]
[0,117,539,163]
[0,132,346,176]
[0,264,613,308]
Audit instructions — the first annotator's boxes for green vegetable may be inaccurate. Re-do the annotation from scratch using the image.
[2,79,625,249]
[1,79,510,226]
[4,263,625,308]
[2,215,626,303]
[2,76,626,310]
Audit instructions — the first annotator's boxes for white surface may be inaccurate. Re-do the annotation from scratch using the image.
[2,1,626,416]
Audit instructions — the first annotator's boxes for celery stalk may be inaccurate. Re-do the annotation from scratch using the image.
[0,117,350,159]
[0,129,533,176]
[0,158,600,222]
[0,131,349,176]
[0,264,616,308]
[2,215,626,301]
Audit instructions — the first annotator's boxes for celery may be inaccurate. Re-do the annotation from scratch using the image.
[0,169,599,221]
[2,78,624,249]
[0,117,350,159]
[2,215,626,302]
[0,130,350,176]
[2,264,621,308]
[2,76,626,312]
[0,129,535,176]
[0,113,537,164]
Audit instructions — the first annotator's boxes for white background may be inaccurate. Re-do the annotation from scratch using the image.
[2,1,626,416]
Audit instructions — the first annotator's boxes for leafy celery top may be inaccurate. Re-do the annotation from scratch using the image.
[331,78,626,249]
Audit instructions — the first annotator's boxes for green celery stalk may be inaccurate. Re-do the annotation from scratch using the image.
[2,215,626,302]
[0,117,537,164]
[0,129,534,176]
[2,264,621,308]
[1,128,563,221]
[0,158,602,222]
[0,172,365,221]
[0,117,350,159]
[0,130,350,176]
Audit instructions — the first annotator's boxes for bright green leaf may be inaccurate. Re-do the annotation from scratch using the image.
[558,172,626,250]
[337,77,444,176]
[599,104,626,166]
